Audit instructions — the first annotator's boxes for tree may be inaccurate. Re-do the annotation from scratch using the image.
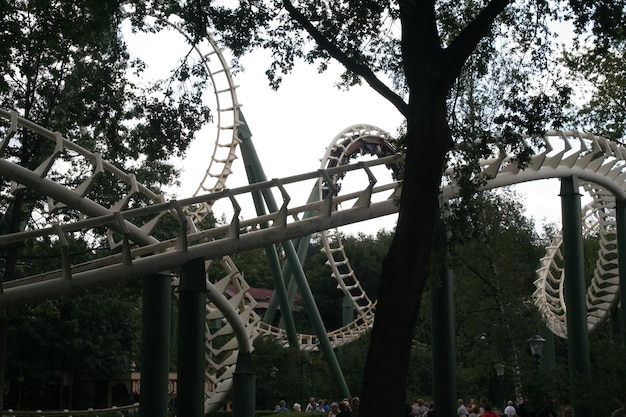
[0,0,211,409]
[448,190,544,403]
[231,1,626,414]
[257,2,548,416]
[132,0,620,414]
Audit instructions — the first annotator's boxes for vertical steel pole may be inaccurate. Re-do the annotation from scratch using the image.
[431,265,456,417]
[237,112,350,398]
[538,326,555,372]
[342,294,354,326]
[559,176,591,417]
[238,112,299,347]
[177,258,207,417]
[615,199,626,346]
[138,272,172,417]
[233,351,256,417]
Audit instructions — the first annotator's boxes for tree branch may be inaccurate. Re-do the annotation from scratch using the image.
[443,0,511,85]
[282,0,409,117]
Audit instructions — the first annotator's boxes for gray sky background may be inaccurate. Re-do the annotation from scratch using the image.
[126,24,569,237]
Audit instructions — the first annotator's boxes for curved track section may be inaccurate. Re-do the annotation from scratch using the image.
[253,124,403,351]
[253,128,626,347]
[533,186,621,339]
[439,130,626,339]
[2,31,626,411]
[145,21,257,412]
[317,125,400,339]
[0,108,403,411]
[123,17,263,412]
[0,15,255,411]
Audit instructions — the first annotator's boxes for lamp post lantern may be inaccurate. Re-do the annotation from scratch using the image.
[527,335,546,365]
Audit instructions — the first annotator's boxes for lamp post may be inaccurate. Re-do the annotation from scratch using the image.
[527,335,546,365]
[495,364,505,411]
[17,371,24,410]
[270,366,278,408]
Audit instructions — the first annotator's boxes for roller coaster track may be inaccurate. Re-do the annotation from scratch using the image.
[445,130,626,340]
[533,186,622,339]
[0,104,403,411]
[3,116,625,409]
[1,17,625,413]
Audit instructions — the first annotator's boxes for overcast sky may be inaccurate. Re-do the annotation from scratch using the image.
[124,23,571,237]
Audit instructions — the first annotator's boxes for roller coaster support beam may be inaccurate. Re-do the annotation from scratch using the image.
[237,113,351,398]
[342,294,353,326]
[616,199,626,346]
[266,185,321,328]
[233,351,255,417]
[430,238,456,417]
[238,112,299,348]
[138,271,172,417]
[177,258,207,417]
[560,176,591,417]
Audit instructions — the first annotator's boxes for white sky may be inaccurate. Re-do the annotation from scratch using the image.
[124,23,572,238]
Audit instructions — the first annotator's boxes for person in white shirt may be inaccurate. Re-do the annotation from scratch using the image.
[504,401,517,417]
[306,397,320,412]
[458,399,469,417]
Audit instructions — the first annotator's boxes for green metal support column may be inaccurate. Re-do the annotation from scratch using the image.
[559,176,591,417]
[431,265,456,417]
[265,185,321,326]
[233,351,256,417]
[177,258,207,417]
[615,199,626,346]
[538,326,555,372]
[238,112,298,347]
[342,294,353,326]
[139,272,172,417]
[237,112,351,398]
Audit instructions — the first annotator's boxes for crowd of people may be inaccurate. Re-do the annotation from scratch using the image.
[447,395,626,417]
[406,395,563,417]
[274,394,626,417]
[274,396,361,417]
[446,396,551,417]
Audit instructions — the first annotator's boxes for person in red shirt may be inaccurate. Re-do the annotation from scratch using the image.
[482,402,499,417]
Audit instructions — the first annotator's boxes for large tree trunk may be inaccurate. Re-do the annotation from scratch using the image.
[357,0,511,410]
[360,96,452,417]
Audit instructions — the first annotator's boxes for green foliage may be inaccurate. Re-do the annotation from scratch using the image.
[0,1,212,410]
[434,191,546,402]
[561,2,626,139]
[4,284,142,409]
[251,332,372,409]
[563,44,626,139]
[566,0,626,46]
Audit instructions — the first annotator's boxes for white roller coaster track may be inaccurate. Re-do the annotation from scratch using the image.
[121,17,257,411]
[1,18,625,413]
[444,130,626,340]
[533,186,622,339]
[3,112,626,412]
[0,111,402,411]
